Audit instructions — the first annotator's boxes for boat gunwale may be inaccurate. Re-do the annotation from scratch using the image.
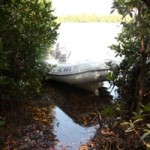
[49,68,110,76]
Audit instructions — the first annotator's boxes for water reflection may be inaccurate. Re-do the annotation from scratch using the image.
[45,80,112,149]
[54,107,98,149]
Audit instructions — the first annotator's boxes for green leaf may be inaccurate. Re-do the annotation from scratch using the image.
[125,0,132,3]
[121,121,130,126]
[130,122,134,129]
[141,132,150,140]
[133,118,143,124]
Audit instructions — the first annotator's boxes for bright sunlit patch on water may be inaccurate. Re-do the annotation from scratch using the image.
[103,81,118,99]
[54,107,98,149]
[51,23,122,64]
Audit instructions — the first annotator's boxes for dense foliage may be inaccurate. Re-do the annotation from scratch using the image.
[0,0,59,102]
[109,0,150,111]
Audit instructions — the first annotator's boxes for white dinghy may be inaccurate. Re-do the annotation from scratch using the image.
[48,61,110,95]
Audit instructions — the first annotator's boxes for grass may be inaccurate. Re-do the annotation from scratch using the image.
[56,14,131,23]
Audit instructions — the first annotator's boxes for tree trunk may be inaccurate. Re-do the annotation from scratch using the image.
[138,53,147,102]
[137,2,147,107]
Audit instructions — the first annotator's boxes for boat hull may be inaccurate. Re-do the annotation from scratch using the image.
[48,61,110,95]
[50,69,108,84]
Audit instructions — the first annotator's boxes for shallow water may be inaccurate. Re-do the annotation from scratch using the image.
[45,80,113,149]
[54,107,98,149]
